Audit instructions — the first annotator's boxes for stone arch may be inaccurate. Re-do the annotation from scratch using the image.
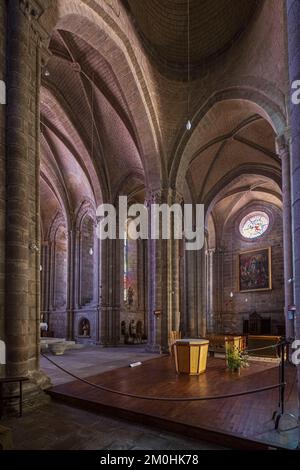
[203,163,282,222]
[78,317,91,337]
[170,87,287,195]
[48,213,68,312]
[73,199,98,308]
[41,0,163,189]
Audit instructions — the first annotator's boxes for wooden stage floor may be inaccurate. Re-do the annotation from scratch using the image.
[48,355,298,450]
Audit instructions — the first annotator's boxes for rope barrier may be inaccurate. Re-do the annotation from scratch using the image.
[42,352,285,403]
[244,341,284,354]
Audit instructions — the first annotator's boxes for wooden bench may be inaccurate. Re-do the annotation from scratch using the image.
[247,335,281,358]
[205,334,246,356]
[0,377,29,419]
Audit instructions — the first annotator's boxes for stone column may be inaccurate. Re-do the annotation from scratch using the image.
[0,0,6,357]
[197,245,207,337]
[276,134,294,340]
[145,191,163,353]
[5,1,50,392]
[206,248,215,333]
[145,189,182,353]
[66,228,75,340]
[286,0,300,419]
[99,236,121,346]
[170,191,181,334]
[6,2,33,377]
[185,249,196,336]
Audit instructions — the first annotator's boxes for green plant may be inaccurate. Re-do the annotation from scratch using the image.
[226,345,249,372]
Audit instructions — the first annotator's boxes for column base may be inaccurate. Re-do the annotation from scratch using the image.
[145,343,162,354]
[2,369,52,417]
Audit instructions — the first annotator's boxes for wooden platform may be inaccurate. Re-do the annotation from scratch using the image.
[48,356,298,450]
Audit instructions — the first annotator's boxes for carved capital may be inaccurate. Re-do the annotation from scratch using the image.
[276,131,290,159]
[145,188,183,206]
[145,188,162,206]
[20,0,51,46]
[19,0,44,20]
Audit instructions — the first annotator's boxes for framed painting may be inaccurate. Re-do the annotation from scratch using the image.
[238,247,272,292]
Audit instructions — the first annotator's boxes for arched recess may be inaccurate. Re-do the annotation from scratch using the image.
[202,168,283,336]
[73,200,99,343]
[41,0,163,190]
[203,164,282,222]
[121,215,147,345]
[46,212,69,338]
[176,92,285,339]
[170,90,287,196]
[39,1,164,345]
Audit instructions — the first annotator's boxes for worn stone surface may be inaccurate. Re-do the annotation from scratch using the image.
[1,401,225,450]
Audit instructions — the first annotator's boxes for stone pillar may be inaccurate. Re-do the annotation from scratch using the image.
[99,237,121,346]
[276,134,294,340]
[0,0,6,359]
[145,191,163,353]
[206,248,215,333]
[197,245,207,337]
[185,249,196,336]
[286,0,300,419]
[67,228,75,340]
[6,2,33,377]
[137,239,147,334]
[5,1,50,393]
[145,189,182,353]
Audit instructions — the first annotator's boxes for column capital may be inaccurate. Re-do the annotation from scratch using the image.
[19,0,45,20]
[145,188,162,206]
[145,187,183,206]
[19,0,51,46]
[276,130,291,158]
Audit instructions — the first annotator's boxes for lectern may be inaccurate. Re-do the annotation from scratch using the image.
[174,339,209,375]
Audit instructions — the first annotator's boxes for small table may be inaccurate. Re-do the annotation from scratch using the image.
[0,377,29,419]
[174,339,209,375]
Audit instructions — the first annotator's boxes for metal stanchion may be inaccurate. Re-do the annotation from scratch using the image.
[272,338,298,431]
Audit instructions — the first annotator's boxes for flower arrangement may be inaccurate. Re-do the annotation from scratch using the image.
[226,345,249,373]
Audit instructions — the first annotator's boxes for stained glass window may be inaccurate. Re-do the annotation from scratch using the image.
[239,212,269,239]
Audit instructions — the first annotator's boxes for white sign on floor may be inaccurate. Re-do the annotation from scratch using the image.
[0,340,5,365]
[0,80,6,105]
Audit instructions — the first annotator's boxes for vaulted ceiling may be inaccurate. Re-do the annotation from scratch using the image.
[123,0,258,74]
[40,26,147,229]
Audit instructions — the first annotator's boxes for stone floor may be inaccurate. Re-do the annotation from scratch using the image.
[1,402,225,450]
[1,346,225,450]
[40,345,162,386]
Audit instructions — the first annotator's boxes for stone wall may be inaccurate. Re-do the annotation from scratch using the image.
[220,203,284,334]
[120,237,146,343]
[80,215,94,306]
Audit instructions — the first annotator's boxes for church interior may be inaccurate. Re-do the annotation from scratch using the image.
[0,0,300,453]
